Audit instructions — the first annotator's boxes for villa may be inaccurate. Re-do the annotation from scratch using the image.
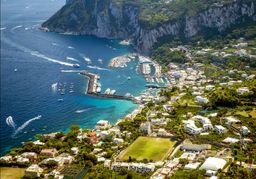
[224,116,240,126]
[40,148,58,157]
[96,120,110,129]
[25,164,44,178]
[237,87,250,95]
[194,96,209,104]
[183,120,202,135]
[112,162,155,173]
[215,125,227,134]
[240,126,250,135]
[140,122,152,135]
[21,152,37,162]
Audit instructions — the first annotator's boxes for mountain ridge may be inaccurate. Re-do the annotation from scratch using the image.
[42,0,256,54]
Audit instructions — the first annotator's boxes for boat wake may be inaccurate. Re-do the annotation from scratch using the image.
[61,70,83,73]
[2,37,75,67]
[75,108,93,114]
[12,115,42,136]
[51,82,58,92]
[0,27,7,31]
[30,51,74,66]
[66,57,79,62]
[79,54,91,64]
[6,116,16,129]
[52,42,59,46]
[11,25,23,31]
[87,65,109,71]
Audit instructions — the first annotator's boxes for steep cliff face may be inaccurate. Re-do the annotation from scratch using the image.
[42,0,256,54]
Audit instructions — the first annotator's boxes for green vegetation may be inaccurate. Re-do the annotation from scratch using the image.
[85,164,150,179]
[0,167,25,179]
[171,169,205,178]
[119,137,176,162]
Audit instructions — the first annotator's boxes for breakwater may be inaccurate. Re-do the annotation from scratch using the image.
[80,72,136,102]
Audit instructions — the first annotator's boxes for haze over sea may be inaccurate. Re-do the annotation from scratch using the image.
[0,0,146,156]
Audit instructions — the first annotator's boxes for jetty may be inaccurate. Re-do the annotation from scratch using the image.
[80,72,136,102]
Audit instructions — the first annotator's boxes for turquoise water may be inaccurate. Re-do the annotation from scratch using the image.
[0,0,146,156]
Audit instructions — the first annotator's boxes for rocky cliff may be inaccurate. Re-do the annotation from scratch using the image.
[42,0,256,54]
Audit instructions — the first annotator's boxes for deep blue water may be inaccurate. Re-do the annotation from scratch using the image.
[0,0,146,156]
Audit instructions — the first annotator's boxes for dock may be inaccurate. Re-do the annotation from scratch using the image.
[80,72,136,102]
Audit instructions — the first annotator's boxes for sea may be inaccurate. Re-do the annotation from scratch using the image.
[0,0,146,156]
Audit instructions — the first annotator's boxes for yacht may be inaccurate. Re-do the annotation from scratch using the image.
[73,64,80,68]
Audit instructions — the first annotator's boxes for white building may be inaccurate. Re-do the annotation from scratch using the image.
[237,87,250,95]
[200,157,227,172]
[113,138,124,144]
[223,137,239,143]
[205,85,215,91]
[96,120,110,129]
[215,125,227,134]
[71,147,79,155]
[25,164,44,178]
[183,120,202,135]
[140,122,152,135]
[195,96,209,105]
[224,116,240,125]
[240,126,250,135]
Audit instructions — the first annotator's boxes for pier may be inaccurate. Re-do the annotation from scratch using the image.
[80,72,136,102]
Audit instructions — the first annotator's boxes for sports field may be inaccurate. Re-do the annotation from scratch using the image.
[0,167,25,179]
[119,136,176,162]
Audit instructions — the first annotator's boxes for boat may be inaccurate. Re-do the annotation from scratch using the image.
[104,88,111,94]
[58,99,63,102]
[14,68,18,72]
[73,63,80,68]
[110,90,116,95]
[127,76,131,80]
[96,87,101,93]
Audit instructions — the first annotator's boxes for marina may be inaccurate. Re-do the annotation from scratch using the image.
[80,72,135,102]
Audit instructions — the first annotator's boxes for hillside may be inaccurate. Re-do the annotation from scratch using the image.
[42,0,256,53]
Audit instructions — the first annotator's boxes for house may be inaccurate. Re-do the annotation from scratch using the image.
[240,126,250,135]
[181,144,211,152]
[40,148,58,157]
[96,120,110,129]
[0,156,12,162]
[184,162,201,170]
[200,157,227,173]
[224,116,240,125]
[16,156,29,163]
[104,159,111,168]
[194,96,209,104]
[140,122,152,135]
[112,162,155,173]
[223,137,239,143]
[205,85,215,91]
[25,164,44,178]
[86,131,98,144]
[21,152,37,162]
[183,120,202,135]
[33,140,45,146]
[215,125,227,134]
[180,152,197,161]
[71,147,79,155]
[237,87,250,95]
[157,128,167,136]
[113,138,124,144]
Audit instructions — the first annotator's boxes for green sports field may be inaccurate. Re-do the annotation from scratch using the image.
[119,136,176,162]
